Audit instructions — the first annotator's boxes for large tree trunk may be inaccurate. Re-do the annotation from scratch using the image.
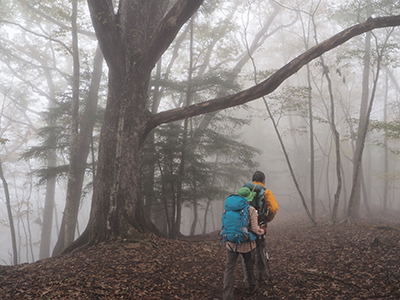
[64,0,203,251]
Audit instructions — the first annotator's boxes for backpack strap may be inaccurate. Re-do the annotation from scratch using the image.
[243,182,267,224]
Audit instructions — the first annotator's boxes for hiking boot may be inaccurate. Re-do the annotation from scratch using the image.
[246,285,258,295]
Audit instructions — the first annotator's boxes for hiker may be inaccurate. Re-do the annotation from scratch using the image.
[243,170,278,283]
[222,187,266,299]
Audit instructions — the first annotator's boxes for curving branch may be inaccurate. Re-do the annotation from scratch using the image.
[148,15,400,133]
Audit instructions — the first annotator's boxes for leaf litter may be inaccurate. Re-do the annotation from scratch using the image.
[0,213,399,299]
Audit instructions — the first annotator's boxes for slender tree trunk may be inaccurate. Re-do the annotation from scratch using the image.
[383,71,389,213]
[39,65,57,260]
[309,11,342,223]
[202,156,219,235]
[64,0,81,247]
[306,64,316,219]
[25,184,35,262]
[203,199,211,235]
[348,28,390,221]
[190,183,198,236]
[361,166,372,216]
[53,46,103,255]
[39,153,56,259]
[0,158,18,265]
[143,59,162,218]
[264,98,316,225]
[299,10,316,218]
[347,31,371,221]
[174,17,194,238]
[320,63,342,224]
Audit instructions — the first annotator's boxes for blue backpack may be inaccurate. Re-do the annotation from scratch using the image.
[220,194,257,251]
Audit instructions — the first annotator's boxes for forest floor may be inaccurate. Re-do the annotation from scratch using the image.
[0,210,400,299]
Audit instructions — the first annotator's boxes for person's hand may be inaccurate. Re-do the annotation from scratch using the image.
[261,227,267,235]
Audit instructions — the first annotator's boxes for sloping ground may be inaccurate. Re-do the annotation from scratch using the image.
[0,213,399,299]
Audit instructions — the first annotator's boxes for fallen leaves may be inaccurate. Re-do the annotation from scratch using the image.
[0,215,399,299]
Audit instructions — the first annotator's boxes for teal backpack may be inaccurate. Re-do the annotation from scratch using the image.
[243,182,267,224]
[220,194,257,252]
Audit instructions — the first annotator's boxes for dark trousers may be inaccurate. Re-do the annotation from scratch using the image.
[255,236,267,280]
[241,236,266,284]
[223,249,256,300]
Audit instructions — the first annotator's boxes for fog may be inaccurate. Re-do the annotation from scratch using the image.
[1,1,400,265]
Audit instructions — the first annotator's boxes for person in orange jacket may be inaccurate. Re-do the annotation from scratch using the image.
[243,170,278,283]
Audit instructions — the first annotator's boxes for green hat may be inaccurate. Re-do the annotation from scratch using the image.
[237,187,251,198]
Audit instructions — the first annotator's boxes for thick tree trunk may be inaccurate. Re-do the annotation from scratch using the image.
[73,70,126,246]
[62,0,203,250]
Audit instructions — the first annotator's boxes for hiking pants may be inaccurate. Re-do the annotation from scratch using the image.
[255,236,267,280]
[241,236,266,283]
[223,249,256,300]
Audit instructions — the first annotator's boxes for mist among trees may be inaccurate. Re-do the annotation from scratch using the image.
[1,0,400,265]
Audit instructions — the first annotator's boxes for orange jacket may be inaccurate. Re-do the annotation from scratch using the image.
[253,181,278,222]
